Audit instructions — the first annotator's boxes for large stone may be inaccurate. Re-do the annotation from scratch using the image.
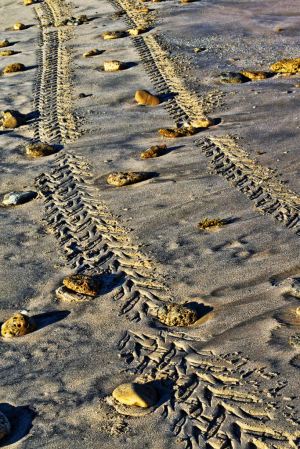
[3,63,25,74]
[26,144,57,157]
[112,383,159,408]
[158,126,197,137]
[135,90,160,105]
[141,144,166,158]
[220,72,244,84]
[63,274,101,296]
[107,172,149,187]
[104,60,127,71]
[103,31,126,40]
[1,312,37,338]
[271,58,300,74]
[0,40,10,48]
[239,70,268,80]
[2,111,26,128]
[157,304,198,326]
[3,191,37,205]
[14,23,27,30]
[56,286,94,302]
[0,50,15,56]
[0,412,10,440]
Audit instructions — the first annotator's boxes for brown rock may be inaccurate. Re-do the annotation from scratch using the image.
[0,40,10,48]
[107,172,149,187]
[104,60,127,71]
[112,383,159,407]
[24,0,37,4]
[137,7,149,13]
[128,26,147,35]
[0,50,15,56]
[0,412,10,440]
[141,144,166,158]
[157,304,198,326]
[26,144,57,157]
[56,286,94,302]
[135,90,160,105]
[83,49,101,57]
[189,117,214,128]
[239,70,268,80]
[3,63,25,74]
[63,274,101,296]
[103,31,126,40]
[158,126,197,137]
[2,111,26,128]
[14,23,27,30]
[1,312,37,338]
[271,58,300,74]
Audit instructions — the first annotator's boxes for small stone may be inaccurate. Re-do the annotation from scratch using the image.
[0,50,15,56]
[55,19,68,27]
[239,70,268,80]
[2,111,26,128]
[135,90,160,105]
[189,117,214,128]
[194,46,206,53]
[141,144,166,158]
[103,31,126,40]
[14,23,27,30]
[78,93,86,98]
[26,144,57,157]
[0,40,10,48]
[158,126,197,137]
[24,0,37,4]
[296,307,300,315]
[83,49,101,57]
[3,63,25,74]
[277,28,283,32]
[112,383,159,408]
[137,7,149,13]
[157,304,198,326]
[290,333,300,348]
[77,15,88,23]
[107,172,149,187]
[220,72,244,84]
[63,274,101,296]
[295,84,300,87]
[3,191,37,205]
[1,312,37,338]
[271,58,300,74]
[56,286,94,302]
[104,60,127,71]
[128,26,147,35]
[182,0,195,3]
[0,412,10,440]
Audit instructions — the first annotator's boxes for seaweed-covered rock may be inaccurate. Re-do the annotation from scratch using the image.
[26,144,56,157]
[141,144,166,158]
[220,72,244,84]
[271,58,300,74]
[63,274,101,296]
[3,191,37,205]
[104,60,127,71]
[1,312,37,338]
[112,383,159,408]
[0,412,10,440]
[14,23,26,30]
[107,172,148,187]
[3,63,25,74]
[103,31,126,40]
[290,333,300,348]
[2,111,26,128]
[157,304,198,326]
[135,90,160,105]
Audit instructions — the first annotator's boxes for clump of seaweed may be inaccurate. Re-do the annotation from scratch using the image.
[197,217,226,229]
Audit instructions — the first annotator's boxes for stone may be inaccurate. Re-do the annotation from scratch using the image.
[112,383,159,408]
[63,274,101,296]
[128,26,148,35]
[26,144,57,157]
[0,40,10,48]
[103,31,126,40]
[104,60,127,71]
[1,312,37,338]
[137,7,149,13]
[78,93,86,98]
[271,58,300,74]
[220,72,244,84]
[3,63,25,74]
[56,286,94,302]
[194,46,206,53]
[0,50,15,56]
[141,144,166,158]
[158,126,197,137]
[290,333,300,348]
[157,304,198,326]
[77,15,88,23]
[0,412,10,440]
[24,0,36,4]
[3,191,37,205]
[189,117,214,128]
[135,90,160,105]
[296,307,300,316]
[55,19,68,27]
[83,49,101,57]
[239,70,268,80]
[2,111,26,128]
[182,0,195,2]
[107,172,149,187]
[295,84,300,88]
[14,23,27,30]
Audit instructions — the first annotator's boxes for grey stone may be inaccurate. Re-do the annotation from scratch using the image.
[220,71,244,84]
[3,191,37,205]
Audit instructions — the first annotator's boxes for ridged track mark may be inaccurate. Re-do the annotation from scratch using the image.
[117,331,300,449]
[196,135,300,235]
[33,0,81,144]
[35,152,171,320]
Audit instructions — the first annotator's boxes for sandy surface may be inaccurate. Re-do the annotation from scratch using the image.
[0,0,300,447]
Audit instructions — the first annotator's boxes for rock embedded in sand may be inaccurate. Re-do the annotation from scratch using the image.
[158,126,196,137]
[0,412,10,440]
[3,191,37,205]
[220,72,244,84]
[128,26,148,35]
[14,23,26,30]
[271,58,300,74]
[112,383,159,408]
[0,40,10,48]
[290,333,300,348]
[141,144,166,158]
[83,49,101,57]
[2,111,26,128]
[56,286,94,302]
[63,274,101,296]
[107,172,148,187]
[239,70,268,80]
[1,312,37,338]
[104,60,127,71]
[103,31,126,40]
[135,90,160,105]
[26,144,57,157]
[190,117,214,128]
[3,63,25,74]
[1,50,15,56]
[157,304,198,326]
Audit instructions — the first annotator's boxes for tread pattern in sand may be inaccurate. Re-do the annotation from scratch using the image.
[35,152,171,320]
[118,331,300,449]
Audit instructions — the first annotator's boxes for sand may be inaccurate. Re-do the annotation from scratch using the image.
[0,0,300,447]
